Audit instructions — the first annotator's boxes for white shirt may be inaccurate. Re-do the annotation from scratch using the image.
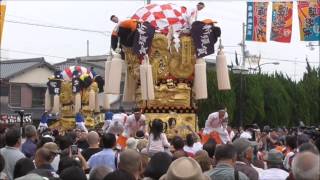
[148,133,170,153]
[125,114,146,137]
[283,151,294,170]
[183,142,203,155]
[259,168,289,180]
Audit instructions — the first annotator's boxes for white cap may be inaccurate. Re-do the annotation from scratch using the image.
[240,131,252,139]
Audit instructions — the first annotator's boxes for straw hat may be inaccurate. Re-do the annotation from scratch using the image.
[160,157,209,180]
[43,142,61,154]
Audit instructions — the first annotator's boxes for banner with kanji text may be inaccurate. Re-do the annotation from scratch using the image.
[246,1,269,42]
[270,2,293,43]
[297,0,320,41]
[0,0,6,46]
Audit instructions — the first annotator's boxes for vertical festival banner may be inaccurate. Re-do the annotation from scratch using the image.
[297,0,320,41]
[0,0,6,46]
[270,2,293,43]
[246,2,269,42]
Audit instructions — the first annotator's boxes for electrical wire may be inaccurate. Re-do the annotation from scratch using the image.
[0,48,67,59]
[223,51,319,64]
[5,19,111,35]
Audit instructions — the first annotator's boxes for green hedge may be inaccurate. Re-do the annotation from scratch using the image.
[197,62,319,128]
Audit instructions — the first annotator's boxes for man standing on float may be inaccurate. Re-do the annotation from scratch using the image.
[124,108,147,137]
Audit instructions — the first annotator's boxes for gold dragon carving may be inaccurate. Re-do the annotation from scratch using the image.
[124,33,196,108]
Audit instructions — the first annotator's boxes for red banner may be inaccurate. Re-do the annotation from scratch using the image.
[270,2,293,43]
[246,2,269,42]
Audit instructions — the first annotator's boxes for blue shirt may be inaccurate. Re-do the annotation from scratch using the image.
[88,148,116,170]
[21,138,37,158]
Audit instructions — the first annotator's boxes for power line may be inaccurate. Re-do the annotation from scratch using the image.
[223,51,319,64]
[0,48,67,59]
[5,19,111,35]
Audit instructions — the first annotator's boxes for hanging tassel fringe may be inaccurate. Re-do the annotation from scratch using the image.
[52,94,60,114]
[89,89,95,111]
[94,93,100,112]
[123,69,136,102]
[105,53,122,94]
[140,56,154,100]
[216,49,231,90]
[194,58,208,99]
[74,93,81,113]
[45,89,51,112]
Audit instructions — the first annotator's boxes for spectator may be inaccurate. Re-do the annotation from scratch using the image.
[15,173,48,180]
[0,154,6,179]
[104,169,135,180]
[194,150,212,172]
[233,138,259,180]
[147,119,170,156]
[206,144,249,180]
[21,125,38,158]
[297,134,310,147]
[36,135,54,149]
[82,131,102,161]
[126,137,138,150]
[203,138,217,167]
[183,126,202,156]
[292,151,320,180]
[43,142,61,172]
[298,142,319,154]
[88,133,117,170]
[203,138,216,158]
[159,157,208,180]
[171,136,184,153]
[0,127,25,180]
[57,157,81,174]
[260,149,288,180]
[118,149,142,180]
[283,135,297,170]
[137,138,148,152]
[31,147,57,178]
[13,158,35,179]
[76,130,89,150]
[144,152,172,179]
[139,154,150,179]
[89,166,112,180]
[172,149,188,161]
[60,166,87,180]
[135,130,145,139]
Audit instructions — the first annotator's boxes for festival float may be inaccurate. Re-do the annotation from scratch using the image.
[44,3,231,137]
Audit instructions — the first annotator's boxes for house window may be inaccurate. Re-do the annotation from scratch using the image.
[10,84,21,106]
[32,87,46,107]
[0,81,9,96]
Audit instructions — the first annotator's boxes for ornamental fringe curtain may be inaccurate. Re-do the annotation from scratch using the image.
[89,89,95,111]
[104,93,110,110]
[94,93,100,112]
[45,89,51,112]
[216,49,231,90]
[74,93,81,113]
[140,57,154,100]
[105,53,123,94]
[194,58,208,99]
[123,68,136,102]
[52,94,60,114]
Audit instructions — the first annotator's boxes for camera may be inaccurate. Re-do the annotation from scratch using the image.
[71,145,78,155]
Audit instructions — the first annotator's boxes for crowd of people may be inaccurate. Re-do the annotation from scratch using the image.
[0,108,319,180]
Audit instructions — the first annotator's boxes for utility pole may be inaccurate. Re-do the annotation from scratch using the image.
[241,22,247,67]
[86,40,89,56]
[238,22,247,128]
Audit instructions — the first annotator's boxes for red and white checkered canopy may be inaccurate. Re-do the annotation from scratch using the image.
[131,3,189,34]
